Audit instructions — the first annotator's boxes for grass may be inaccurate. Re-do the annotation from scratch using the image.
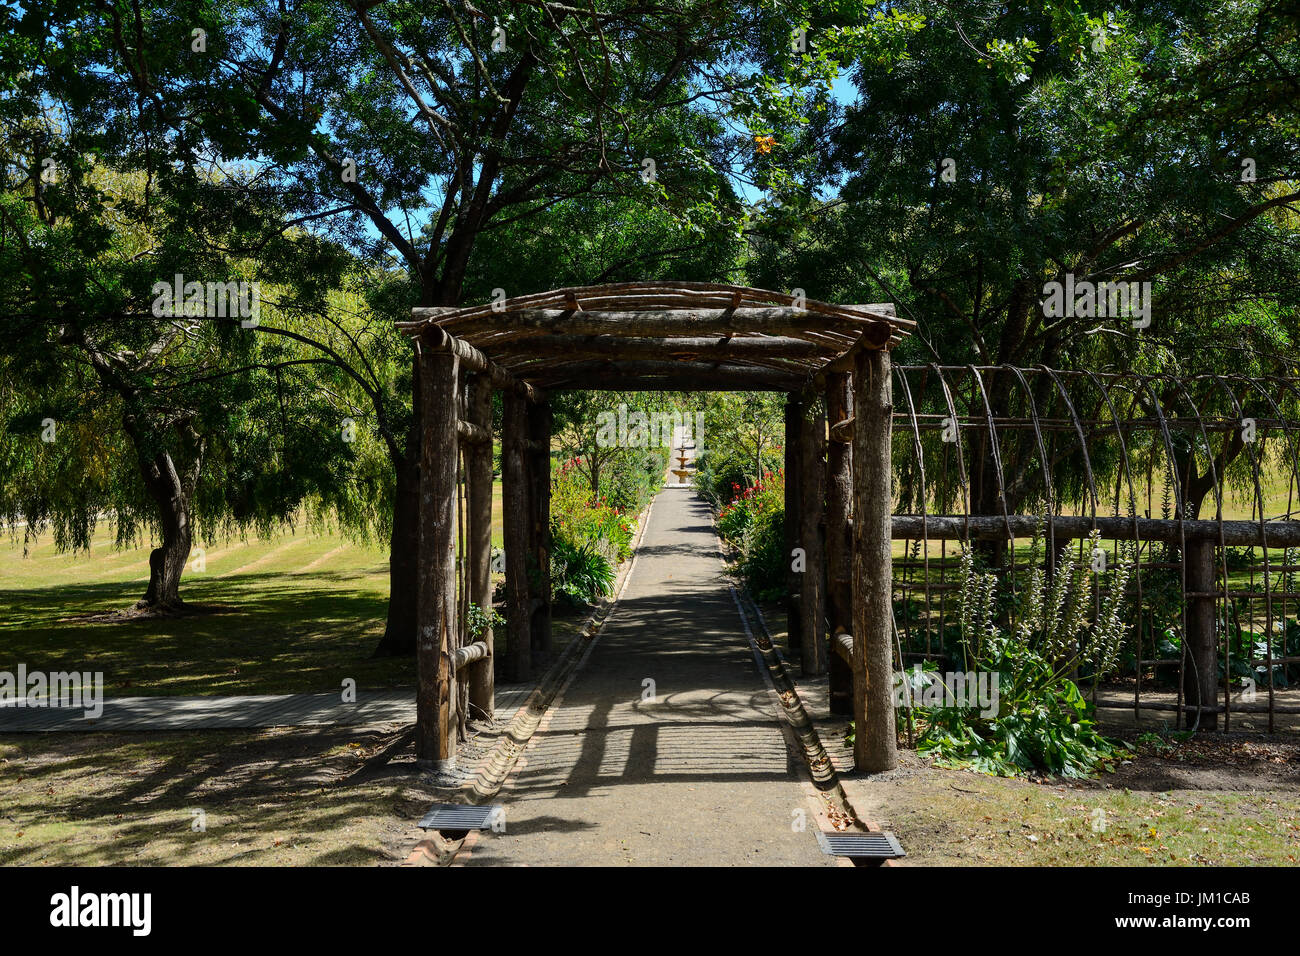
[0,483,506,697]
[859,753,1300,866]
[7,478,1296,867]
[0,474,598,868]
[0,727,437,865]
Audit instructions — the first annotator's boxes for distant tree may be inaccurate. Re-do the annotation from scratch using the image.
[0,15,371,608]
[701,392,785,482]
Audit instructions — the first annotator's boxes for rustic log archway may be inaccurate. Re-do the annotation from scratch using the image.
[397,281,912,773]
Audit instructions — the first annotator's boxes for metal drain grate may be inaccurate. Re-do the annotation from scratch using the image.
[816,830,906,860]
[417,803,503,831]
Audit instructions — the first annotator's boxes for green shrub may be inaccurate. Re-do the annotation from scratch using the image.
[601,447,667,513]
[898,531,1135,778]
[737,505,786,600]
[466,602,504,640]
[550,532,616,607]
[695,453,750,509]
[713,468,785,598]
[551,456,638,562]
[716,498,753,541]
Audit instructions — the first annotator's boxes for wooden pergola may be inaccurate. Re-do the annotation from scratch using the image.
[397,282,913,774]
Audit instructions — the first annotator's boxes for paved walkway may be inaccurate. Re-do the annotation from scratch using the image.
[0,684,547,733]
[466,486,834,866]
[0,689,416,732]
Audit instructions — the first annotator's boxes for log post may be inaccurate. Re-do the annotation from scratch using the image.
[784,395,804,654]
[825,372,854,714]
[502,392,532,682]
[416,346,459,769]
[528,400,553,658]
[799,395,828,676]
[851,347,898,772]
[1183,539,1220,731]
[465,375,495,722]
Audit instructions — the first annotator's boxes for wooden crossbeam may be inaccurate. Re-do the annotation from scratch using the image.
[451,640,489,672]
[398,281,912,332]
[490,334,835,361]
[406,294,903,400]
[455,419,491,445]
[540,373,802,391]
[527,359,800,378]
[411,306,896,338]
[805,305,899,389]
[533,361,804,390]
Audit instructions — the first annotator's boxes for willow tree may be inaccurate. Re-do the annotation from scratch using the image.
[0,13,369,608]
[73,0,861,652]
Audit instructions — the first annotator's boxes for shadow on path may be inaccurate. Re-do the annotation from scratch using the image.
[466,488,834,867]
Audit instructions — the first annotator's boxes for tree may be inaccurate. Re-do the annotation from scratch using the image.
[747,0,1300,521]
[552,390,684,505]
[0,11,374,607]
[701,392,785,482]
[81,0,836,651]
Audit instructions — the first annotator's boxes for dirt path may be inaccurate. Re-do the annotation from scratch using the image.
[464,487,835,866]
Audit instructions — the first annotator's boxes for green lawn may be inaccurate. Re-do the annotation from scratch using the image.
[0,482,506,697]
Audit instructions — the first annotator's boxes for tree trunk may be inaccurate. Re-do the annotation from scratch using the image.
[371,454,421,657]
[466,376,496,721]
[799,397,827,676]
[118,407,203,612]
[528,401,553,658]
[137,449,194,610]
[825,373,854,715]
[502,393,533,681]
[415,347,460,768]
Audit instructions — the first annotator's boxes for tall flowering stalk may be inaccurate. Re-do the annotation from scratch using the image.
[919,528,1135,777]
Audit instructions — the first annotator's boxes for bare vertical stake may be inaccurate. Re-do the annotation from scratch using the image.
[1185,538,1219,731]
